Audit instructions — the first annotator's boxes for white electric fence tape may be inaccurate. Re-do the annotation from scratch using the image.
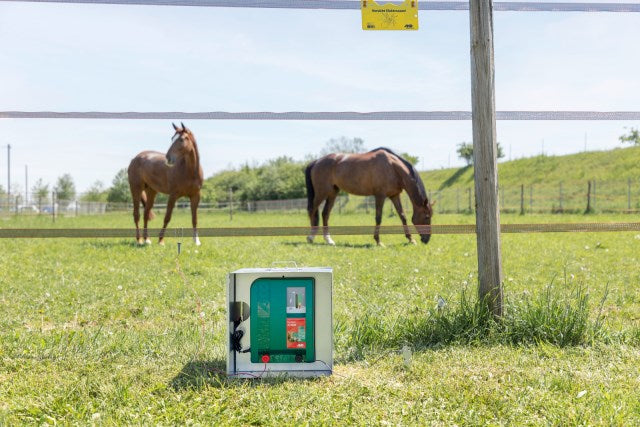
[1,223,639,238]
[2,111,640,120]
[1,1,639,13]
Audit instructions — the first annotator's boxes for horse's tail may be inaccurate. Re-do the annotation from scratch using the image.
[305,161,316,214]
[140,190,155,220]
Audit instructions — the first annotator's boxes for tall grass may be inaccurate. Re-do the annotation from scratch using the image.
[336,284,609,360]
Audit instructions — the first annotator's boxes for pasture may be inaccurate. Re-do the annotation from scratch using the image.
[1,211,639,424]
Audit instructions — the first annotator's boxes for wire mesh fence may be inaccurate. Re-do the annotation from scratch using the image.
[1,179,639,218]
[427,179,640,215]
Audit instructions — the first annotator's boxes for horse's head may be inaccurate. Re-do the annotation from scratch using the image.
[412,199,435,244]
[166,122,197,167]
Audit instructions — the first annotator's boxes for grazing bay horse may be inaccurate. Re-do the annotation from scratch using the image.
[128,123,203,246]
[305,147,433,246]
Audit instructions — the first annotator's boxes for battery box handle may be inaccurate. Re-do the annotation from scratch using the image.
[271,261,298,269]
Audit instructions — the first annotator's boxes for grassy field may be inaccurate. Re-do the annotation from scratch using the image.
[421,145,640,189]
[414,146,640,214]
[1,211,639,424]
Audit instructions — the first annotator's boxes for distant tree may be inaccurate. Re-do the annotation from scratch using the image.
[457,142,474,166]
[10,183,22,197]
[32,179,49,199]
[619,127,640,145]
[107,168,131,203]
[496,143,506,160]
[31,179,49,209]
[245,156,306,201]
[319,137,366,156]
[202,156,307,203]
[399,152,419,166]
[457,141,505,166]
[54,174,76,201]
[82,181,107,202]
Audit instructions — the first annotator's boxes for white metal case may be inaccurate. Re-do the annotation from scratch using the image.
[227,267,333,378]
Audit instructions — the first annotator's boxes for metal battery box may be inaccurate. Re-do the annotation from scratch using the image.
[227,267,332,378]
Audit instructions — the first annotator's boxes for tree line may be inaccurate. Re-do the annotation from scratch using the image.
[10,128,634,205]
[4,137,411,205]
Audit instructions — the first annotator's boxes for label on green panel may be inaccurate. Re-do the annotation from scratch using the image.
[286,287,306,314]
[286,318,306,349]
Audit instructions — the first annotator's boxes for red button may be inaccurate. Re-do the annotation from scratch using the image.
[261,354,270,363]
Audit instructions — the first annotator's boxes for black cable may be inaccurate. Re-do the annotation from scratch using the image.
[230,329,244,352]
[231,322,251,353]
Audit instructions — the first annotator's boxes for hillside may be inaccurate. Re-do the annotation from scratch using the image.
[415,146,640,213]
[420,145,640,190]
[201,146,640,214]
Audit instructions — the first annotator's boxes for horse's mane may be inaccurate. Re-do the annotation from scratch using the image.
[182,128,201,181]
[369,147,428,202]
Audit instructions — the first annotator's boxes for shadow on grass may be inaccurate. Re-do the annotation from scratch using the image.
[438,165,472,190]
[171,359,325,389]
[281,241,412,249]
[81,240,143,249]
[171,360,228,390]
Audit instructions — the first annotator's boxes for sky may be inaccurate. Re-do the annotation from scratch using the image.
[0,1,639,193]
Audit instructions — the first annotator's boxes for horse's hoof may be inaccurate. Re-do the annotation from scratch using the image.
[194,238,202,246]
[409,239,417,245]
[306,236,315,244]
[136,238,144,246]
[158,239,165,246]
[145,239,152,245]
[377,242,386,248]
[326,240,336,246]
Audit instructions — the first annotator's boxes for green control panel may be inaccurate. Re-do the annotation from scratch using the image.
[250,277,315,363]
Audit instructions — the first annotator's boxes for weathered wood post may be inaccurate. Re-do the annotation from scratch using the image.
[470,0,503,316]
[628,178,632,212]
[585,180,592,213]
[559,182,563,212]
[52,190,56,222]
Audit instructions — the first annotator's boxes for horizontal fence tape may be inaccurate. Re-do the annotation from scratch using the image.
[2,111,640,120]
[2,0,640,12]
[1,222,639,238]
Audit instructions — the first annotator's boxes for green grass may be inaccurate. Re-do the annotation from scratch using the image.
[415,146,640,214]
[422,145,640,189]
[1,211,639,424]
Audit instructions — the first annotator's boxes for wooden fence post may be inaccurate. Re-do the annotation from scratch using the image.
[470,0,503,316]
[628,178,632,212]
[559,182,563,212]
[585,181,592,213]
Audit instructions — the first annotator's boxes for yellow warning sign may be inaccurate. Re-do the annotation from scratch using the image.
[361,0,419,31]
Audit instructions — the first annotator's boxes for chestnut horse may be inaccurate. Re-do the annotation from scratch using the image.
[128,123,203,246]
[305,147,433,246]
